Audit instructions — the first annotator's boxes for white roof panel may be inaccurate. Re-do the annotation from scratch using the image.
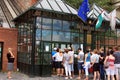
[48,0,61,12]
[57,0,70,13]
[33,0,77,14]
[66,4,77,14]
[87,4,120,24]
[35,3,42,8]
[40,0,52,10]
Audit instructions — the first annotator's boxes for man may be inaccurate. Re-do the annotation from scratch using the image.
[76,48,84,80]
[51,47,57,74]
[99,48,105,80]
[113,46,120,80]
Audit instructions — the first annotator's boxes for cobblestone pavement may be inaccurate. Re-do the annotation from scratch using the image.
[0,72,93,80]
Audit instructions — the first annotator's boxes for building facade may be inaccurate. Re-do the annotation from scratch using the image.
[0,27,17,71]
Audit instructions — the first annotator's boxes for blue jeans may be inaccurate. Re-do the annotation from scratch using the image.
[100,64,105,80]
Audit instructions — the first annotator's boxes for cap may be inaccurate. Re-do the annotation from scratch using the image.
[53,48,57,50]
[68,47,71,50]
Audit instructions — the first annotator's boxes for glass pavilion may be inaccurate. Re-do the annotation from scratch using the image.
[13,0,118,76]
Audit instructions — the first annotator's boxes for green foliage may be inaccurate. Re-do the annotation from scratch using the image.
[65,0,115,11]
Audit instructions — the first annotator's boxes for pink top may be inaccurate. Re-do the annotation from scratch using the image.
[108,58,115,69]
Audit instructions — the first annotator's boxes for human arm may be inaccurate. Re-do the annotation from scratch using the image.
[104,56,108,65]
[8,50,14,58]
[84,54,87,65]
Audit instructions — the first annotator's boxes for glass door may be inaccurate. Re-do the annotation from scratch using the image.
[0,42,3,70]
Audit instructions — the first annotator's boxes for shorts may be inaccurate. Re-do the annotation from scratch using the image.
[78,62,84,70]
[70,64,74,71]
[56,61,64,68]
[114,64,120,75]
[106,68,115,75]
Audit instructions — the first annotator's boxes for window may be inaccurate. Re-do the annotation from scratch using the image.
[36,29,41,40]
[42,30,51,41]
[42,18,52,29]
[52,31,70,42]
[63,21,71,31]
[53,19,62,30]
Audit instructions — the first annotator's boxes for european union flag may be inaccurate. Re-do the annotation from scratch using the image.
[78,0,90,23]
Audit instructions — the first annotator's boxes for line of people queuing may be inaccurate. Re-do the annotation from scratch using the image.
[51,46,120,80]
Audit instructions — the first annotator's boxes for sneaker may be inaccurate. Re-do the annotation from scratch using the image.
[65,77,68,79]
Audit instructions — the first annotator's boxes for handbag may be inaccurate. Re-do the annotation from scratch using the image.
[104,62,109,69]
[104,56,109,69]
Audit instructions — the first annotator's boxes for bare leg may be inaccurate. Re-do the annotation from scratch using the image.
[7,71,12,79]
[60,68,64,76]
[57,68,60,76]
[97,71,100,80]
[112,75,115,80]
[107,75,110,80]
[77,70,81,79]
[93,72,96,80]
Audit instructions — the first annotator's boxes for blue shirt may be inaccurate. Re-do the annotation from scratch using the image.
[86,53,91,62]
[52,51,56,56]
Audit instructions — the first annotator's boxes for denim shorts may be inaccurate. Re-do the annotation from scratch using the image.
[78,62,84,70]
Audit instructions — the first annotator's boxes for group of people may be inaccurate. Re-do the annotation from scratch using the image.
[52,46,120,80]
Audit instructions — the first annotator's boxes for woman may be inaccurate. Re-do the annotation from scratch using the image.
[104,50,115,80]
[68,46,74,77]
[63,49,72,79]
[84,50,91,80]
[7,48,15,79]
[91,49,100,80]
[52,48,64,76]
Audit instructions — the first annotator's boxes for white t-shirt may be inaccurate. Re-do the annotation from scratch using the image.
[53,52,63,62]
[91,54,100,63]
[63,53,71,64]
[78,51,84,62]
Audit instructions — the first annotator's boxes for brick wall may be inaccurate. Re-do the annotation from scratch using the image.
[0,27,18,71]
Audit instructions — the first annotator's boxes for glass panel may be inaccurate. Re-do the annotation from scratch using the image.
[43,42,52,52]
[42,18,52,29]
[71,33,79,42]
[52,31,70,42]
[41,0,52,10]
[80,34,84,43]
[36,29,41,40]
[36,17,41,28]
[63,21,70,31]
[66,4,77,14]
[57,0,70,13]
[42,30,51,41]
[61,44,66,51]
[48,0,61,12]
[53,19,62,30]
[72,44,79,52]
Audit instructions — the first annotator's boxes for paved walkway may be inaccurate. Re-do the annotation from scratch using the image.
[0,72,93,80]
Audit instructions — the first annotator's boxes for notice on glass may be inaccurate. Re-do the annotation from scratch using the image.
[45,45,49,51]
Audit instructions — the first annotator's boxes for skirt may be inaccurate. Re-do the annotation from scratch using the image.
[7,63,14,71]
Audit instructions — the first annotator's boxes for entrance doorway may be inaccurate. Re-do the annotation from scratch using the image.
[0,42,3,70]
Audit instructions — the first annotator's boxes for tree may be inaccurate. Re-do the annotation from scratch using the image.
[65,0,114,11]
